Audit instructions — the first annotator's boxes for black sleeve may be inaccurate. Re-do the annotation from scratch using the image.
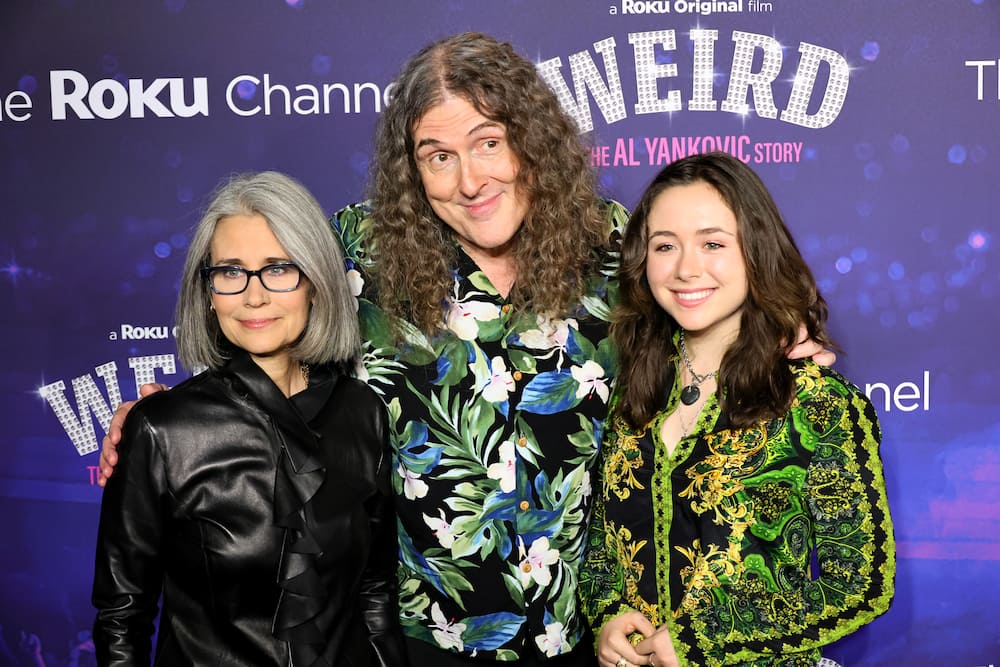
[359,401,410,666]
[92,411,168,666]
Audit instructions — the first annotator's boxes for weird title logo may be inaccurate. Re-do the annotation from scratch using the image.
[1,28,850,131]
[536,29,850,133]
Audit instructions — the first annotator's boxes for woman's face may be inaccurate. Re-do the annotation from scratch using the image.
[207,214,311,364]
[644,181,748,347]
[411,94,530,265]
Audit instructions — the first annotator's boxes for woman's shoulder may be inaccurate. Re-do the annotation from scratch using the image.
[311,375,390,472]
[786,359,880,433]
[126,369,385,450]
[331,373,384,409]
[127,370,233,423]
[788,359,869,401]
[119,371,241,464]
[317,373,388,435]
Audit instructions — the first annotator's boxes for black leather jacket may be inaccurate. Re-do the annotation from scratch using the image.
[92,350,407,666]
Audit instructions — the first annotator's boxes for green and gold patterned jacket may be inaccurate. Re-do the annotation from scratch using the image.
[580,359,895,666]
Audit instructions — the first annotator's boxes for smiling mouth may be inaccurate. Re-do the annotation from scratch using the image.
[463,193,502,217]
[675,289,714,303]
[240,319,276,329]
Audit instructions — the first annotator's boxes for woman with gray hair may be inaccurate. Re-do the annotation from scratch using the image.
[91,171,407,666]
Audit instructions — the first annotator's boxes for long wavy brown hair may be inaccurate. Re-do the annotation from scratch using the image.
[613,152,833,430]
[368,32,607,334]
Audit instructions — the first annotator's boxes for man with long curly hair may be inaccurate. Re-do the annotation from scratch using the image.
[332,33,625,666]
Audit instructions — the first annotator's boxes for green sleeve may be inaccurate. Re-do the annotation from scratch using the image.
[579,474,640,650]
[578,395,644,650]
[668,366,895,666]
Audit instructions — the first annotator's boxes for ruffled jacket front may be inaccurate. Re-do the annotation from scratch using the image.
[92,350,406,666]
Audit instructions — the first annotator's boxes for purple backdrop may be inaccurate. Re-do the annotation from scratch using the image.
[1,1,998,665]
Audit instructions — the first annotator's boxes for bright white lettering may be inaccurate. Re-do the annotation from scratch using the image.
[630,30,681,115]
[721,31,782,119]
[780,42,851,128]
[965,59,1000,101]
[1,90,32,121]
[50,70,208,120]
[40,356,181,456]
[227,74,390,116]
[865,371,931,413]
[541,31,851,132]
[537,37,627,133]
[39,362,122,456]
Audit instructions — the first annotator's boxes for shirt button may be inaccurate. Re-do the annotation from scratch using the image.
[501,304,512,314]
[519,500,530,511]
[521,563,532,573]
[513,371,523,381]
[517,437,527,447]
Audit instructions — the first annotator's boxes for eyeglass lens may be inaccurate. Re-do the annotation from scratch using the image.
[207,264,301,294]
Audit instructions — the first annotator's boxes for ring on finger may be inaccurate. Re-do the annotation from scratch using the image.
[616,658,629,667]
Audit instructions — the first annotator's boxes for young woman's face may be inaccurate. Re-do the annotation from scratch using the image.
[411,95,530,266]
[207,214,311,365]
[644,181,748,347]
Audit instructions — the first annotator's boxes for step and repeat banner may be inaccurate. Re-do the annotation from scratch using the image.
[1,1,997,665]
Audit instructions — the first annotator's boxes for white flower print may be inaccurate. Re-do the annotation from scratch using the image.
[430,602,466,652]
[486,440,517,493]
[517,315,579,369]
[398,462,428,500]
[423,508,457,549]
[517,536,560,587]
[345,268,364,311]
[479,356,516,404]
[518,315,577,350]
[534,621,569,657]
[570,360,610,403]
[445,296,500,341]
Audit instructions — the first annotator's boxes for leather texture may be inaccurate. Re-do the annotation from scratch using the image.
[92,350,407,666]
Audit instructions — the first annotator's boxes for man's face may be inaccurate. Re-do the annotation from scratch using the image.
[412,95,531,266]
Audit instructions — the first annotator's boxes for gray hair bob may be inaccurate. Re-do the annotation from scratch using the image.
[175,171,359,370]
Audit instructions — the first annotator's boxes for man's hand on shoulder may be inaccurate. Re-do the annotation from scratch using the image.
[97,383,169,487]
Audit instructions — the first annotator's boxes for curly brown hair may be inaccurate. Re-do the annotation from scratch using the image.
[613,152,833,429]
[368,32,608,334]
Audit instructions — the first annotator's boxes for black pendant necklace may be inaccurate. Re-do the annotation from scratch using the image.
[680,384,701,406]
[678,330,717,406]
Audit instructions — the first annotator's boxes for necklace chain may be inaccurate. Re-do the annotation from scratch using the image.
[677,403,697,436]
[677,329,719,407]
[678,330,717,386]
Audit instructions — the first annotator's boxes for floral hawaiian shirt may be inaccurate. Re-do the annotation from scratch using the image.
[332,200,629,661]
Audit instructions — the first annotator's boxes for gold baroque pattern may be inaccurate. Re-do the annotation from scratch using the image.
[603,425,647,502]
